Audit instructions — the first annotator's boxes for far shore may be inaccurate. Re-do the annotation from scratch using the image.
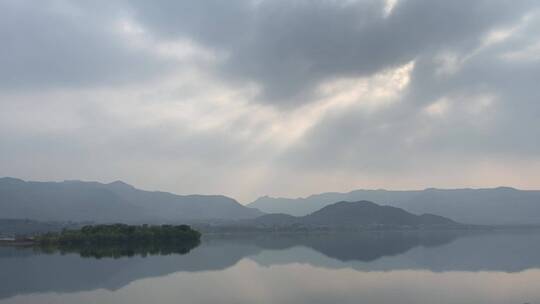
[0,239,35,246]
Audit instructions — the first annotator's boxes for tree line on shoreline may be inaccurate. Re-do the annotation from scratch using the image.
[36,223,201,245]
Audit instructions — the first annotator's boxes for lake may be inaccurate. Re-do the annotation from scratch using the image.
[1,230,539,304]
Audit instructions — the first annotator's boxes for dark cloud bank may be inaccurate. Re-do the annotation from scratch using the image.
[1,0,539,200]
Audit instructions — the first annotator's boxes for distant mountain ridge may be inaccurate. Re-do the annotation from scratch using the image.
[0,177,262,223]
[248,188,540,225]
[249,201,457,229]
[4,177,540,225]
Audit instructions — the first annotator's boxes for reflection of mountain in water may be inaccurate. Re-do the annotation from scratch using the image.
[2,231,540,300]
[249,231,540,273]
[246,231,459,262]
[0,240,259,300]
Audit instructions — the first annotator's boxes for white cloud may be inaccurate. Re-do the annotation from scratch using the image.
[1,0,540,201]
[383,0,399,18]
[424,98,451,117]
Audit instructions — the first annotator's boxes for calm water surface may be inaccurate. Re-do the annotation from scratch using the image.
[1,231,540,304]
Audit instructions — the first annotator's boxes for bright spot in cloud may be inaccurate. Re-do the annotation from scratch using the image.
[424,98,451,117]
[383,0,399,18]
[502,42,540,62]
[317,61,414,110]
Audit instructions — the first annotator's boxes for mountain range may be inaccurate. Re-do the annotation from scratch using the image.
[0,177,262,223]
[248,200,457,229]
[3,177,540,226]
[248,187,540,225]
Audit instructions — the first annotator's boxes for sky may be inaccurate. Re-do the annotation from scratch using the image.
[1,0,540,203]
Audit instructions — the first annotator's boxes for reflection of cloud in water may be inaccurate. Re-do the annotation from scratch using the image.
[0,241,260,300]
[1,231,540,301]
[4,261,540,304]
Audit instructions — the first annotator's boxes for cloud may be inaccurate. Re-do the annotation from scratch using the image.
[0,0,171,91]
[1,0,540,201]
[127,0,537,106]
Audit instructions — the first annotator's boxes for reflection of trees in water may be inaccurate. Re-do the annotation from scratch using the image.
[35,240,200,259]
[2,231,540,301]
[0,239,248,300]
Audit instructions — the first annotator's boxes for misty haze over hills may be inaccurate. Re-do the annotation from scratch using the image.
[249,188,540,225]
[249,201,457,229]
[0,177,262,223]
[2,177,540,226]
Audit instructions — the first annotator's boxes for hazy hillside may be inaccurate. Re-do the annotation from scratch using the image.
[248,188,540,225]
[249,201,457,229]
[303,201,456,227]
[0,219,79,236]
[0,177,263,223]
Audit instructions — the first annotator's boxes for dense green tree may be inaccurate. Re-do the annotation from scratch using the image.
[36,224,201,258]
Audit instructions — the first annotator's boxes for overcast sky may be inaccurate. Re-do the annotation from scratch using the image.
[1,0,540,202]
